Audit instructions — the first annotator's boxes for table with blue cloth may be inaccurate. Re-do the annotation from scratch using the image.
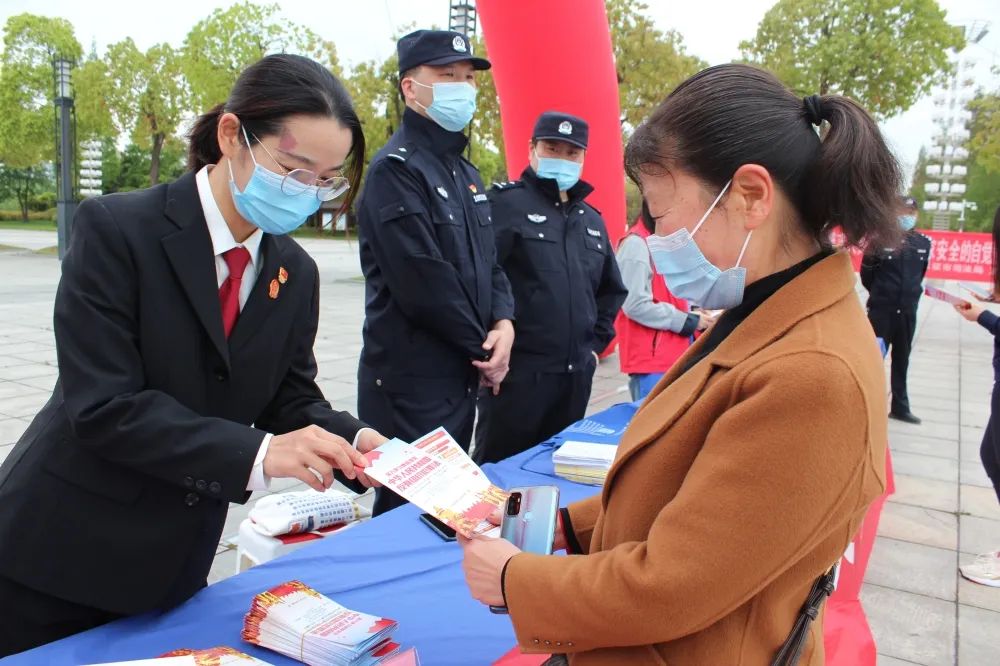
[3,403,639,666]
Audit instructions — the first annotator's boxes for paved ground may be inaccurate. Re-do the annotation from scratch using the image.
[0,230,997,664]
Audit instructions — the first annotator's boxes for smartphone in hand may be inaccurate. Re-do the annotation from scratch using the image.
[419,513,457,542]
[960,282,992,301]
[490,486,560,614]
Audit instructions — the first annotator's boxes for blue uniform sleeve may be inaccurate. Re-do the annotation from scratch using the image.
[488,194,516,323]
[977,310,1000,337]
[359,159,489,360]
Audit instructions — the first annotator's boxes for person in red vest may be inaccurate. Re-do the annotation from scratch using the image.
[615,203,711,401]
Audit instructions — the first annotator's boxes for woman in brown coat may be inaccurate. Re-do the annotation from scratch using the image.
[459,63,901,665]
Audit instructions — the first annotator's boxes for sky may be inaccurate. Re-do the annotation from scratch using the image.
[1,0,998,184]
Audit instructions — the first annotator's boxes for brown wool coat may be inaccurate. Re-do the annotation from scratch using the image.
[505,252,888,665]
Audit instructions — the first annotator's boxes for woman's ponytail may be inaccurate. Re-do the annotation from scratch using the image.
[186,103,225,172]
[801,95,903,249]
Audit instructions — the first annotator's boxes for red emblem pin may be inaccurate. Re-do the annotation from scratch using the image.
[268,279,280,299]
[278,267,288,284]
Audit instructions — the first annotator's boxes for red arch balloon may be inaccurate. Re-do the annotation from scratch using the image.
[478,0,625,247]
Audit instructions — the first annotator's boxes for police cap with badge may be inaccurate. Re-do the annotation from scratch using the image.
[532,111,589,150]
[397,29,491,73]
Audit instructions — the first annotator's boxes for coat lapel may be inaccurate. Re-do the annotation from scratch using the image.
[228,233,288,352]
[601,252,858,501]
[160,172,230,367]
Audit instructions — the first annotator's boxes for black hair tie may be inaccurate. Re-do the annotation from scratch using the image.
[803,94,824,126]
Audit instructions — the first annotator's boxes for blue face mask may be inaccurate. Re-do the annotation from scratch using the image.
[228,127,323,235]
[410,80,477,132]
[535,155,583,192]
[645,180,753,310]
[899,215,916,231]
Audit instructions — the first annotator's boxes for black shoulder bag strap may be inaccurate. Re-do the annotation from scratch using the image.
[770,564,838,666]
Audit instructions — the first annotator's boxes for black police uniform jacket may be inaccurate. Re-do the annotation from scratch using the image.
[860,230,932,312]
[0,172,365,614]
[490,167,626,373]
[357,108,515,395]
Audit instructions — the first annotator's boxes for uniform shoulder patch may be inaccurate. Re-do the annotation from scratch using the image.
[385,141,418,163]
[490,180,524,192]
[582,200,602,216]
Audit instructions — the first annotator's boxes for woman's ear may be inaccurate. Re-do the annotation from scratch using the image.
[216,112,243,160]
[729,164,774,231]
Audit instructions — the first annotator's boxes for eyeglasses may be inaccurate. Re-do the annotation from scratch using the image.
[245,128,350,202]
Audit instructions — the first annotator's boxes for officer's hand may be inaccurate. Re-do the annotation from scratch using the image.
[479,372,502,396]
[264,425,371,492]
[473,320,515,386]
[955,301,984,322]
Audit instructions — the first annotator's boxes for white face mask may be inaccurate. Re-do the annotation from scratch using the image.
[645,180,754,310]
[407,79,477,132]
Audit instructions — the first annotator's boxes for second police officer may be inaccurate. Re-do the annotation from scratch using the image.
[473,111,627,464]
[356,30,515,514]
[861,196,931,425]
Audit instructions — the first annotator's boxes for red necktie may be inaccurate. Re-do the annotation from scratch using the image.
[219,246,252,338]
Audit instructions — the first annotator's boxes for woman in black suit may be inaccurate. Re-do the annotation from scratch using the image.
[0,54,385,656]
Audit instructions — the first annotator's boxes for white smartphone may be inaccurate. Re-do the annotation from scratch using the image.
[960,282,992,300]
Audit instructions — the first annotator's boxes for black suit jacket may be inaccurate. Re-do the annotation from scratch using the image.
[0,172,364,614]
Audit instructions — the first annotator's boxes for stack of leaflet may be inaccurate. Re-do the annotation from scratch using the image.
[552,441,618,485]
[242,581,399,665]
[86,647,275,666]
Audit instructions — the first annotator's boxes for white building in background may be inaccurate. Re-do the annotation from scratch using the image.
[79,140,102,199]
[924,60,976,231]
[921,21,990,231]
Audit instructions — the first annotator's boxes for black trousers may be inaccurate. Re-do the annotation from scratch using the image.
[473,360,596,466]
[358,381,477,516]
[0,575,122,658]
[980,381,1000,506]
[868,306,917,415]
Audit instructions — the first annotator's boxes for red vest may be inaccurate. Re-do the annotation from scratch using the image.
[615,224,692,374]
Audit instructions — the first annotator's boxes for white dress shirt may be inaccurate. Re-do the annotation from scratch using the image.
[195,166,369,492]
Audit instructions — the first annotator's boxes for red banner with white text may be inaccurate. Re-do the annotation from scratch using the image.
[832,229,994,282]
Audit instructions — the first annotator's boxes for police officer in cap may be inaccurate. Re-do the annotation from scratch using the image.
[861,196,931,424]
[473,111,627,464]
[356,29,515,514]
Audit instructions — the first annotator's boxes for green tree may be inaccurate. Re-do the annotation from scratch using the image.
[0,14,82,169]
[182,1,344,113]
[740,0,965,119]
[0,163,53,221]
[964,91,1000,232]
[468,38,506,185]
[105,140,188,194]
[908,146,930,217]
[346,55,403,168]
[102,38,187,185]
[969,88,999,174]
[73,56,115,143]
[607,0,707,130]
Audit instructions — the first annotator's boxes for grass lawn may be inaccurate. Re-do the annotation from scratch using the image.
[0,219,57,231]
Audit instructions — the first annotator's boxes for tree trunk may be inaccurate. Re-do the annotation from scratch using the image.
[15,174,30,222]
[150,132,164,186]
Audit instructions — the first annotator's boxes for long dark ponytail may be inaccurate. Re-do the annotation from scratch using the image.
[187,53,365,212]
[624,63,902,250]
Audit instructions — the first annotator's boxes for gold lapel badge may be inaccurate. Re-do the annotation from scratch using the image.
[278,267,288,284]
[268,279,280,300]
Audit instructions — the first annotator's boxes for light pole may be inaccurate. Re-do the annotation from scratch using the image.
[53,57,76,260]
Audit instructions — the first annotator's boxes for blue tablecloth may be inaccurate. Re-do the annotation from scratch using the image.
[4,402,638,666]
